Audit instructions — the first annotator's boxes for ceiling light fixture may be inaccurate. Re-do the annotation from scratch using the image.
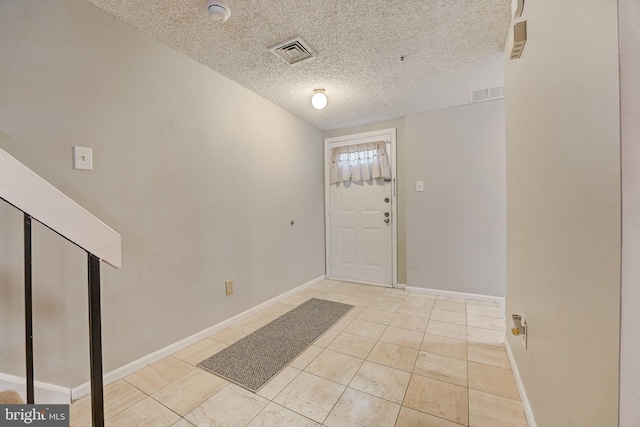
[311,89,327,110]
[206,0,230,22]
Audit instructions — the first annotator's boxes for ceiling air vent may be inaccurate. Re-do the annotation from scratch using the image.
[469,85,505,103]
[269,37,317,65]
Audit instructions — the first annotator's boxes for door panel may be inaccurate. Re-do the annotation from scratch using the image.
[340,227,356,265]
[363,227,381,267]
[340,186,356,212]
[363,187,381,212]
[329,179,392,284]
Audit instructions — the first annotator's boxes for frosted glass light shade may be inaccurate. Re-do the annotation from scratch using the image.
[311,90,327,109]
[207,1,230,22]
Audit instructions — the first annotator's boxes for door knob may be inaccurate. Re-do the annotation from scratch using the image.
[384,218,390,224]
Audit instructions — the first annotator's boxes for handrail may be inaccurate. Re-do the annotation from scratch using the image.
[0,147,121,268]
[0,146,120,426]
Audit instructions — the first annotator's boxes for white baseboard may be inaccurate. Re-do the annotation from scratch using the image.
[405,286,505,316]
[504,339,537,427]
[71,274,326,401]
[0,372,71,404]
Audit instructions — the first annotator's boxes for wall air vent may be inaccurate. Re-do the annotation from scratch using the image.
[510,20,527,60]
[269,36,317,65]
[469,85,505,103]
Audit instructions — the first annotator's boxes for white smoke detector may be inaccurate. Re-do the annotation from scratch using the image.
[206,1,230,22]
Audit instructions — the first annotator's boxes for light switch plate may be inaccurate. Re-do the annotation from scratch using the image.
[74,146,93,171]
[415,180,424,192]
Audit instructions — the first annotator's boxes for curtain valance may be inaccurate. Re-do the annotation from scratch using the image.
[329,141,391,184]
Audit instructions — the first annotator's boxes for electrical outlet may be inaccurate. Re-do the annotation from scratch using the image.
[225,280,233,296]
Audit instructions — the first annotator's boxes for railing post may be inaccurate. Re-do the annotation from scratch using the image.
[23,213,34,404]
[88,254,104,427]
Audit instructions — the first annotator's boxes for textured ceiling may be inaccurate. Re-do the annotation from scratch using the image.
[86,0,511,131]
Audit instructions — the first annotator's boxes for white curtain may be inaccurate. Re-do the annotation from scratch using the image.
[329,141,391,184]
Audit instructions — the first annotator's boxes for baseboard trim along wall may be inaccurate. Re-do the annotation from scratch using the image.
[405,286,505,316]
[505,339,537,427]
[0,372,71,404]
[71,274,326,401]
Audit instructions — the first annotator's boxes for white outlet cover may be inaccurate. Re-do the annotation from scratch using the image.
[415,180,424,192]
[74,146,93,171]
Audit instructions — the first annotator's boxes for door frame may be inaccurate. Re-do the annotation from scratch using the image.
[324,128,398,287]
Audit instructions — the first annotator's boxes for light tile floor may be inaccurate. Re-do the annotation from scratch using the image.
[70,279,528,427]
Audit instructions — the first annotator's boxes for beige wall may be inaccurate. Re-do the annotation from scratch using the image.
[325,118,407,284]
[619,0,640,425]
[404,101,506,296]
[505,1,621,425]
[0,0,325,387]
[325,101,506,299]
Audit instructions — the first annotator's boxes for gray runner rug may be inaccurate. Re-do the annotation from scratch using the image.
[198,298,353,392]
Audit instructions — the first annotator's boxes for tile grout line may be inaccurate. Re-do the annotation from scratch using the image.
[71,282,522,427]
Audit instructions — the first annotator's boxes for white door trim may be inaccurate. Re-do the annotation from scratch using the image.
[324,128,398,287]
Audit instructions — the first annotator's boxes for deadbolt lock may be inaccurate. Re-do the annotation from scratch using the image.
[384,212,390,217]
[384,198,390,203]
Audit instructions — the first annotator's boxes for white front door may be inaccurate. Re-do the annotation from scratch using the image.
[325,128,397,287]
[329,178,393,284]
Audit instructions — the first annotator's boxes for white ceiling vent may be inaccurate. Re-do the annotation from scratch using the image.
[269,37,317,65]
[469,85,505,103]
